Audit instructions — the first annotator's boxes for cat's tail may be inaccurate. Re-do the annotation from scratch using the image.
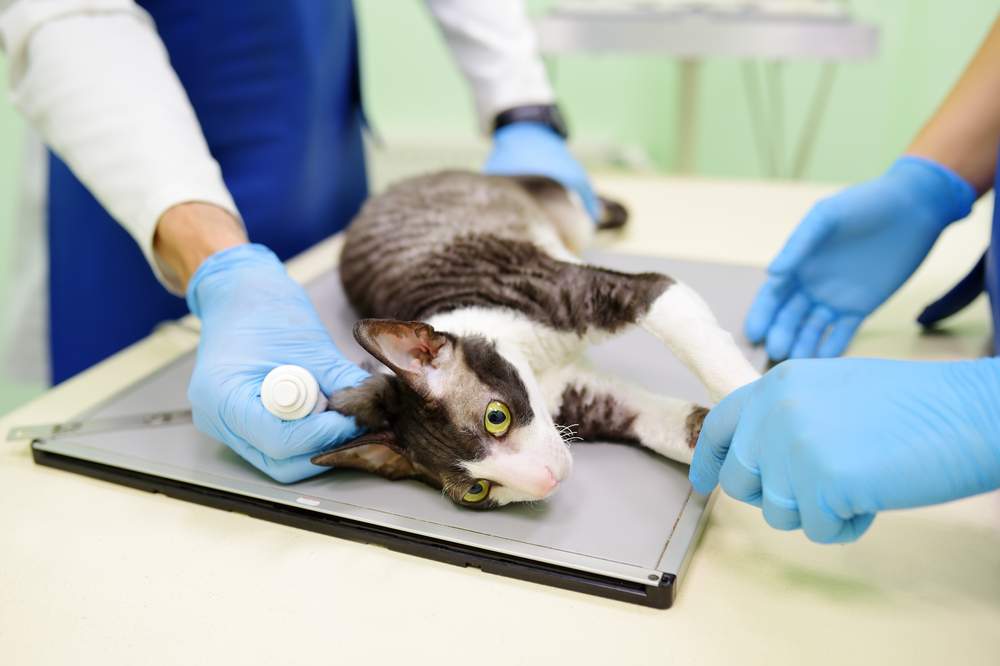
[596,196,628,231]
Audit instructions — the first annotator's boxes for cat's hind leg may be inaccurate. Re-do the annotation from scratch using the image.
[540,364,708,465]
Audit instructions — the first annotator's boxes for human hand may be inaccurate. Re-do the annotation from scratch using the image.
[689,357,1000,543]
[186,244,368,482]
[484,121,600,221]
[744,156,976,360]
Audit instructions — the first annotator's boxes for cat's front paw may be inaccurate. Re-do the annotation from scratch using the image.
[685,406,709,450]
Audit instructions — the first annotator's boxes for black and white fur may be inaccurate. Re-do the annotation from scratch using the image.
[312,171,759,509]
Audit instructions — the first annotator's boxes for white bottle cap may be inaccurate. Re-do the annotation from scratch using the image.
[261,365,326,421]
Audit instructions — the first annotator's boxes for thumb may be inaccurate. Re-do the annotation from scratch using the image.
[278,409,365,458]
[312,357,370,398]
[768,209,834,276]
[689,383,755,494]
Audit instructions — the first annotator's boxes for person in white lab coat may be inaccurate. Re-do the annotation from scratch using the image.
[0,0,598,481]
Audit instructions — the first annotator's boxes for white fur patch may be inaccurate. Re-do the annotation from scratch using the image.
[527,214,587,264]
[463,341,572,504]
[641,282,760,402]
[427,309,574,504]
[427,307,601,373]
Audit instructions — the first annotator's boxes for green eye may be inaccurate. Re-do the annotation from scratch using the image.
[462,479,492,504]
[484,401,511,436]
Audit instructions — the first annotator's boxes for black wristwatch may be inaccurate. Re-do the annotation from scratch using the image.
[492,104,569,139]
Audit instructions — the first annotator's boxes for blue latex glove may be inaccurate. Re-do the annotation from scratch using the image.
[745,156,976,361]
[690,357,1000,543]
[484,121,601,221]
[187,244,368,483]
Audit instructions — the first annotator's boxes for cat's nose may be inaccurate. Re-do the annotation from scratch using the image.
[538,466,558,495]
[545,465,559,492]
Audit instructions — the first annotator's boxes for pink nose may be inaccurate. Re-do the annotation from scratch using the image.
[536,466,558,496]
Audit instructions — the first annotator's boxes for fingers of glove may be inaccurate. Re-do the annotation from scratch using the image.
[817,314,863,358]
[788,304,837,359]
[719,451,763,507]
[744,276,795,344]
[767,209,834,276]
[313,359,369,398]
[765,292,813,361]
[759,442,802,529]
[761,487,801,530]
[689,383,755,494]
[717,399,769,506]
[245,406,363,459]
[799,492,876,544]
[221,434,328,484]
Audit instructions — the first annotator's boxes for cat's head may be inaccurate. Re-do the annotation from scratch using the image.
[311,319,572,509]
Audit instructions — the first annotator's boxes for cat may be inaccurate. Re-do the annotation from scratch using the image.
[311,171,759,509]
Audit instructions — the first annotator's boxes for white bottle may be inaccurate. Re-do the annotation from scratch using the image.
[260,365,327,420]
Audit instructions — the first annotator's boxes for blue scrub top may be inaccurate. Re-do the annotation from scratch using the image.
[47,0,367,383]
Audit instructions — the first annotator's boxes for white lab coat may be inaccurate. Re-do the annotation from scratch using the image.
[0,0,554,383]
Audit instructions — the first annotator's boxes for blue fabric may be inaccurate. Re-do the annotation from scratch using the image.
[917,144,1000,352]
[47,0,367,383]
[917,252,986,327]
[987,145,1000,354]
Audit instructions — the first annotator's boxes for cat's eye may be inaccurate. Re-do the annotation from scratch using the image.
[484,401,511,436]
[462,479,492,504]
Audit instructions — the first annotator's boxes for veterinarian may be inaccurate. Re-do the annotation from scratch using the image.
[0,0,595,481]
[691,16,1000,544]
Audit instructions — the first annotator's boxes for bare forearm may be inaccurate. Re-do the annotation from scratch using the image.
[154,203,248,290]
[907,15,1000,193]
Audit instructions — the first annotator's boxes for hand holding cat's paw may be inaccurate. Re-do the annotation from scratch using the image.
[689,357,1000,543]
[186,244,368,483]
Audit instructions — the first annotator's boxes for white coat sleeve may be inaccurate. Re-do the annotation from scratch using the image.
[0,0,242,294]
[424,0,555,134]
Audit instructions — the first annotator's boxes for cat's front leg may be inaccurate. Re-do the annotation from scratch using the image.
[539,364,708,465]
[639,281,760,402]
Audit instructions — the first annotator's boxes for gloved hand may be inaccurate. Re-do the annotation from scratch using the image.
[484,121,600,221]
[187,244,368,483]
[690,357,1000,543]
[744,156,976,360]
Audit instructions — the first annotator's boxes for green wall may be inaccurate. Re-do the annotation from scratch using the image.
[356,0,997,180]
[0,1,997,414]
[0,61,31,415]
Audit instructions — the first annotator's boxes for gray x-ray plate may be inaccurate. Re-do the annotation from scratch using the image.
[33,251,766,607]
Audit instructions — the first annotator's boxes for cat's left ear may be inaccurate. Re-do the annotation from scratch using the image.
[311,431,421,481]
[352,319,455,397]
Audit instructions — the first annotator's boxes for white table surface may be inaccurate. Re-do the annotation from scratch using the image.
[2,174,999,666]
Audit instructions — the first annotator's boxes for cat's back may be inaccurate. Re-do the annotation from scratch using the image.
[339,170,558,319]
[344,170,544,246]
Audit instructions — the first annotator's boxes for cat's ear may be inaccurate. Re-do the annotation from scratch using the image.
[352,319,455,397]
[310,431,419,481]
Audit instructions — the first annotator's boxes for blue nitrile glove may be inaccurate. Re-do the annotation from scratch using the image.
[744,156,976,360]
[186,244,368,483]
[484,121,600,221]
[690,357,1000,543]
